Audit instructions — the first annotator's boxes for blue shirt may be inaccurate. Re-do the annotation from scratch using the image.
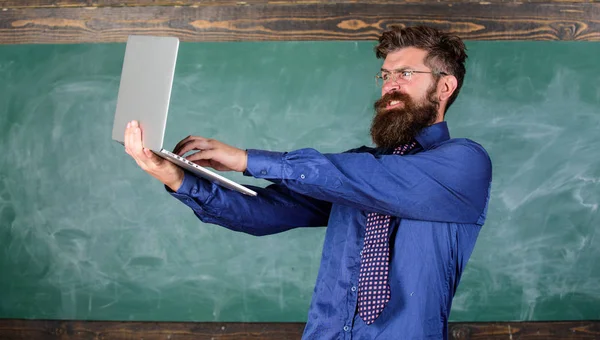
[169,122,492,339]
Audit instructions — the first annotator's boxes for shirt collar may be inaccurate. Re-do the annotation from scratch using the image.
[414,121,450,150]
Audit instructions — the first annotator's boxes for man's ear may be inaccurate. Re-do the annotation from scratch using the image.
[438,75,458,102]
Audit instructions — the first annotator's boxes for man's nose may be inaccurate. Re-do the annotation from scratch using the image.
[382,81,401,95]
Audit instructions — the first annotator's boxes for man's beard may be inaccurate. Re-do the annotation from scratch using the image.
[370,86,439,149]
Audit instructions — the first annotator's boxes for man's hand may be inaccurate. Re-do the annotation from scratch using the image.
[173,136,248,173]
[124,120,184,191]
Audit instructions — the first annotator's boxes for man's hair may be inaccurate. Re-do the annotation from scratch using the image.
[375,25,467,112]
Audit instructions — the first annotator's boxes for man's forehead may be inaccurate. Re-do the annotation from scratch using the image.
[382,47,428,70]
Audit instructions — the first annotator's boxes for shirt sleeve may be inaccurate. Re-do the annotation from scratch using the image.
[245,141,492,224]
[168,171,332,236]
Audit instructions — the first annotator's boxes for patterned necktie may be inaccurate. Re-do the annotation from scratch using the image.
[358,141,417,325]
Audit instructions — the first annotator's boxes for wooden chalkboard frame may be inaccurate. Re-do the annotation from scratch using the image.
[1,1,599,44]
[1,0,598,338]
[0,319,599,339]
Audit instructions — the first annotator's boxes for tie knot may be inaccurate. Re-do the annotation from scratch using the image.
[393,141,417,155]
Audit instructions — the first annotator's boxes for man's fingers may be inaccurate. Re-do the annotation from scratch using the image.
[124,121,132,154]
[125,121,153,165]
[188,157,226,171]
[172,135,191,154]
[190,159,213,168]
[143,147,153,158]
[131,126,148,159]
[174,135,199,154]
[133,128,156,164]
[125,123,231,171]
[185,149,217,162]
[126,128,138,156]
[176,140,196,156]
[186,149,229,170]
[176,138,214,156]
[127,120,138,153]
[131,127,143,157]
[132,148,160,170]
[143,148,164,166]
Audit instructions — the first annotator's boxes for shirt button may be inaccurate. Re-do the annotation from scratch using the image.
[351,286,357,292]
[300,174,306,179]
[343,326,350,332]
[261,170,267,175]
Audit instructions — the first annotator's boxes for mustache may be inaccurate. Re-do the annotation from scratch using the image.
[374,91,411,110]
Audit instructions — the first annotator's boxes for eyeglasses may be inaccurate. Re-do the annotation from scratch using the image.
[375,69,449,87]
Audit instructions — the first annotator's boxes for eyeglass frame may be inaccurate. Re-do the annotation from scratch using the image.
[375,69,449,87]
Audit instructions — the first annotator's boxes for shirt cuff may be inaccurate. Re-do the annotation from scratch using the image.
[245,149,285,179]
[165,171,211,210]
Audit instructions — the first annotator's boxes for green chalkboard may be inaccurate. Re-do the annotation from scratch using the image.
[0,41,599,322]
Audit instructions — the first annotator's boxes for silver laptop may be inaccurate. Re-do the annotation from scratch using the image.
[112,35,257,197]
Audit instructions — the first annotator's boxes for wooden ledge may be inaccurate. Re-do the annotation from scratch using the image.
[0,319,599,339]
[1,1,599,43]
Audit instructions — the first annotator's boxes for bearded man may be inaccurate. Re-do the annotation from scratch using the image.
[124,25,492,340]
